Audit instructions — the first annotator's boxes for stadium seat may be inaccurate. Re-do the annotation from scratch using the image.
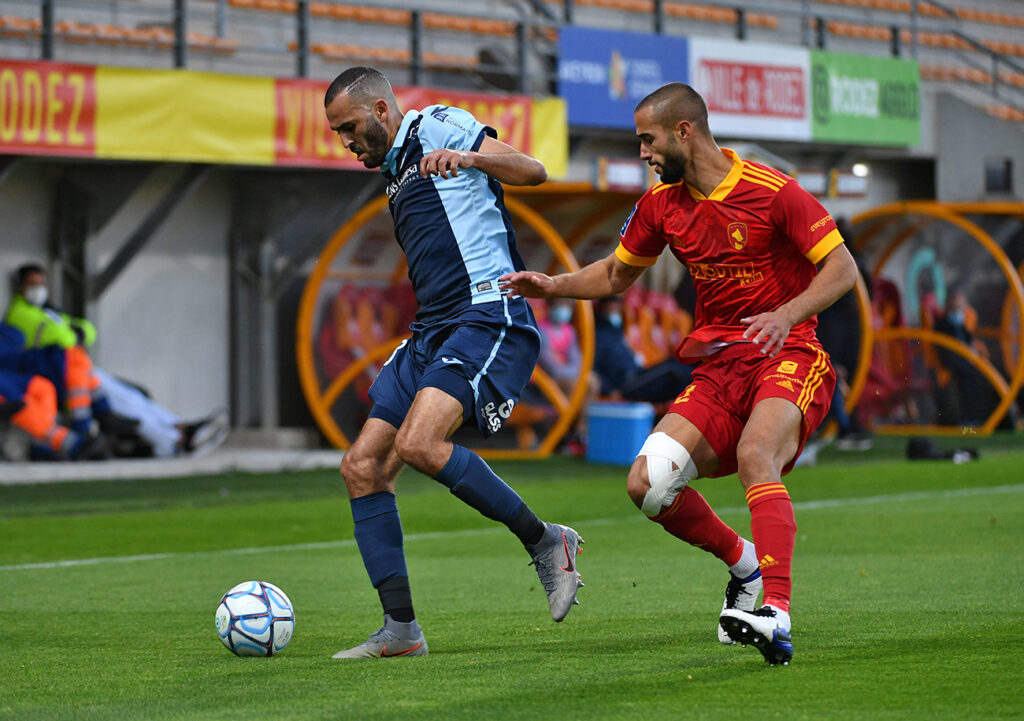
[0,16,41,38]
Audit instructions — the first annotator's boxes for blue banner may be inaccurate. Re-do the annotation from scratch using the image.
[557,27,688,129]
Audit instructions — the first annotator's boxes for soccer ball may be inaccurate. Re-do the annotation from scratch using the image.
[215,580,295,657]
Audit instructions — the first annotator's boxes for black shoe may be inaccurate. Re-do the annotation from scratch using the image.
[181,409,229,456]
[73,434,112,461]
[97,411,140,437]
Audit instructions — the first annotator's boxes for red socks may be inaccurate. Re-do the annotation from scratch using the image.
[651,487,744,566]
[745,483,796,613]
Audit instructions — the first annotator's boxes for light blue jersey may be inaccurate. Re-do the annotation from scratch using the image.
[380,105,529,328]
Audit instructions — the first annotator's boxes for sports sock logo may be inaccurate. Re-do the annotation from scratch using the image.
[759,554,778,570]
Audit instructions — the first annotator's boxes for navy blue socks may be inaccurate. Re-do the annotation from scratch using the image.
[435,444,545,546]
[350,491,415,622]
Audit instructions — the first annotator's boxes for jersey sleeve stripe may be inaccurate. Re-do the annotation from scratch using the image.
[651,181,683,195]
[742,163,787,184]
[615,243,660,267]
[805,228,844,265]
[741,167,786,188]
[741,174,785,193]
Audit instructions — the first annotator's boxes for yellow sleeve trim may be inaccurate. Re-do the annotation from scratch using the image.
[615,243,660,267]
[806,228,844,265]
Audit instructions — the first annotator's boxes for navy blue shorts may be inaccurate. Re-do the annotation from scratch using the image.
[367,296,540,438]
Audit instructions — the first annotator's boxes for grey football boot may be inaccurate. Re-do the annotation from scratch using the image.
[526,522,584,622]
[332,615,428,659]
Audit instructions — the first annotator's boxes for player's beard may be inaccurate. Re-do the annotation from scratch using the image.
[354,116,390,169]
[656,147,687,184]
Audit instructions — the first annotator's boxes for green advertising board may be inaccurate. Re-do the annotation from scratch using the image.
[811,51,920,146]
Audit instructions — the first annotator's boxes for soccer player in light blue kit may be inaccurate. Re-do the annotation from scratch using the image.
[324,67,584,659]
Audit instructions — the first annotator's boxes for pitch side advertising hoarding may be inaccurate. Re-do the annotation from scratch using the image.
[689,37,812,141]
[810,51,920,146]
[558,26,688,129]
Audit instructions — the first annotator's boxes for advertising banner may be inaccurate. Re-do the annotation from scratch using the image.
[0,59,567,177]
[689,37,811,141]
[558,26,688,129]
[810,51,920,146]
[273,81,537,169]
[97,66,275,164]
[0,59,97,157]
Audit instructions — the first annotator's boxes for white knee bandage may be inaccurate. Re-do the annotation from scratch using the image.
[637,432,697,517]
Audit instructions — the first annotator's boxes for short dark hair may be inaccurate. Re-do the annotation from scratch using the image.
[635,82,710,134]
[16,263,45,286]
[324,66,396,108]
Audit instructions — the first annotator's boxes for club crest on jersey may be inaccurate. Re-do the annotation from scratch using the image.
[727,222,748,250]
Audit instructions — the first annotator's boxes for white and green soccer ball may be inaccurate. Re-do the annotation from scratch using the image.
[215,581,294,657]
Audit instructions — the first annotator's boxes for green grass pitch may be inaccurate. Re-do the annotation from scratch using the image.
[2,435,1023,720]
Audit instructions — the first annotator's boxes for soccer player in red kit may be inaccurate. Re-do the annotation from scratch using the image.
[501,82,858,666]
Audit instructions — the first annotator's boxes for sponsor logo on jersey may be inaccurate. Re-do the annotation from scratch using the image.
[809,214,833,233]
[386,164,420,200]
[441,357,463,365]
[727,222,748,250]
[688,261,764,286]
[775,379,795,391]
[483,398,516,433]
[430,105,474,134]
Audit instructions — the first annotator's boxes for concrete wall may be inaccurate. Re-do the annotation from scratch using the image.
[935,93,1024,202]
[89,172,231,421]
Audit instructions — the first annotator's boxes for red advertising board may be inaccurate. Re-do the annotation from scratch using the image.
[0,60,96,157]
[273,79,533,168]
[699,60,806,119]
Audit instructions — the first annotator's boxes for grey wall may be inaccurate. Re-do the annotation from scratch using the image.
[935,93,1024,202]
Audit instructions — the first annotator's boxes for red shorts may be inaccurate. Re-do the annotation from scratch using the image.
[668,341,835,478]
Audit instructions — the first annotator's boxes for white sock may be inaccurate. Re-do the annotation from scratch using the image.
[728,538,759,578]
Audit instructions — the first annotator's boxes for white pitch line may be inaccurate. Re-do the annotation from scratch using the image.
[2,483,1022,573]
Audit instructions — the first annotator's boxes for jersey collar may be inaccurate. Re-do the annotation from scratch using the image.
[381,109,421,176]
[686,147,743,202]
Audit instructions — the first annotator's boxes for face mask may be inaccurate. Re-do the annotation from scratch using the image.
[24,285,48,307]
[605,312,623,328]
[549,306,572,325]
[947,310,965,326]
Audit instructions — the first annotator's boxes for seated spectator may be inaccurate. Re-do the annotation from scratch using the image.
[933,288,991,426]
[0,322,138,439]
[5,264,96,349]
[3,265,228,458]
[537,298,599,455]
[593,296,694,404]
[0,370,108,461]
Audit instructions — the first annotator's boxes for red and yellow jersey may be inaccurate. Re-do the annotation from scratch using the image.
[616,148,843,363]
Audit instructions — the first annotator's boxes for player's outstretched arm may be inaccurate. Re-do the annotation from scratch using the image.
[419,136,546,186]
[500,254,646,299]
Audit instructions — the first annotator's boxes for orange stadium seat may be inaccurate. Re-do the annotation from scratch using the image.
[0,16,41,37]
[544,0,778,28]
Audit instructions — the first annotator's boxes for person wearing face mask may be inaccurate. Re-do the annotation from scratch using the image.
[537,298,600,455]
[593,295,694,404]
[933,287,991,426]
[3,264,228,458]
[5,264,97,350]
